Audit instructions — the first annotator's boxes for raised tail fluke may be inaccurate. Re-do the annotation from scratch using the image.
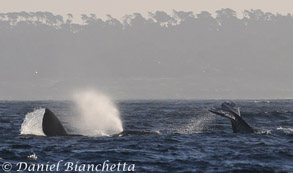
[221,102,241,116]
[209,102,254,133]
[209,107,236,120]
[42,108,68,136]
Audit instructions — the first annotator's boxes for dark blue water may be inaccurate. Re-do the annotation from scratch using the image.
[0,100,293,172]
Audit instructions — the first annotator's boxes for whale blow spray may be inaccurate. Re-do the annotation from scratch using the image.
[72,90,123,136]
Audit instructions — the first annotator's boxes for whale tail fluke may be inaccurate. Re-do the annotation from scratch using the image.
[42,108,68,136]
[209,102,254,133]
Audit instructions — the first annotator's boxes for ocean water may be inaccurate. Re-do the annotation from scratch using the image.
[0,100,292,172]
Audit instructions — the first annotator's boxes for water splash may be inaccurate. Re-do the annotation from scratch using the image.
[71,90,123,136]
[255,129,272,135]
[20,108,45,136]
[176,114,216,134]
[277,127,293,134]
[27,153,38,160]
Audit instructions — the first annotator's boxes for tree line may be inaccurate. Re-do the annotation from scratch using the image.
[0,8,292,99]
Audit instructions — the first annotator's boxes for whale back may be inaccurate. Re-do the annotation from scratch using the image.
[42,108,68,136]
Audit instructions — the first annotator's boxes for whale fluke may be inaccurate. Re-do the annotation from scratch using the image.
[42,108,68,136]
[209,102,254,133]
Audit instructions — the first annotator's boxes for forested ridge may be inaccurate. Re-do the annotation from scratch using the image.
[1,9,292,99]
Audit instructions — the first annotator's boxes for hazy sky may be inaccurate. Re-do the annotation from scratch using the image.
[1,1,293,100]
[1,0,293,19]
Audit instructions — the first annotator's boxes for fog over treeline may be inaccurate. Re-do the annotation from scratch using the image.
[1,9,293,100]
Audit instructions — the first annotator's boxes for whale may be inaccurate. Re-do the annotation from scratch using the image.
[42,108,159,137]
[42,108,69,136]
[209,102,254,133]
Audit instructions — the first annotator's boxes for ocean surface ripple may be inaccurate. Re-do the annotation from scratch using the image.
[0,100,292,172]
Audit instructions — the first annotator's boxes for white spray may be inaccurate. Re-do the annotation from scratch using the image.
[71,90,123,136]
[20,108,46,136]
